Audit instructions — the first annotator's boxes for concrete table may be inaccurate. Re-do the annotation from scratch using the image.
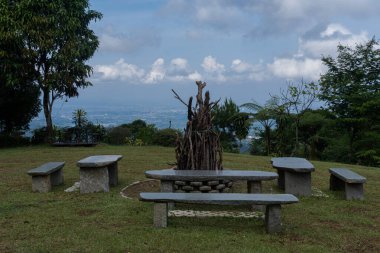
[145,169,278,194]
[271,157,315,196]
[77,155,123,193]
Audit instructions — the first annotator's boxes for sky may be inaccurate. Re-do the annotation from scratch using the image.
[71,0,380,109]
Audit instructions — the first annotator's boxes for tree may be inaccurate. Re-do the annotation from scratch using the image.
[212,98,249,152]
[241,98,278,156]
[319,38,380,164]
[0,0,102,142]
[278,81,319,155]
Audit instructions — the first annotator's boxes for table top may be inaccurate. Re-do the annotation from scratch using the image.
[27,162,65,176]
[271,157,315,172]
[140,192,299,205]
[145,169,278,181]
[77,155,123,168]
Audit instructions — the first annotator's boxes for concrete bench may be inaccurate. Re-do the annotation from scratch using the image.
[140,192,299,233]
[329,168,366,200]
[271,157,315,196]
[77,155,123,193]
[27,162,65,192]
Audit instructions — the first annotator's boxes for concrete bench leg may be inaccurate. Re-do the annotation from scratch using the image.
[108,162,118,186]
[161,180,175,210]
[345,183,364,200]
[80,167,110,193]
[265,204,282,233]
[154,203,168,228]
[32,175,52,193]
[277,170,285,190]
[284,171,311,196]
[247,181,264,211]
[50,169,64,186]
[329,175,345,191]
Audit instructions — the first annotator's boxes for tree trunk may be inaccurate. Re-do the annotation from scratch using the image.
[43,89,53,143]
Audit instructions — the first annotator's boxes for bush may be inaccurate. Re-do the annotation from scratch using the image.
[0,133,30,147]
[106,126,131,145]
[153,128,181,147]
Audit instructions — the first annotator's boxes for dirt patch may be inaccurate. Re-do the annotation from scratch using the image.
[121,179,160,199]
[77,209,98,216]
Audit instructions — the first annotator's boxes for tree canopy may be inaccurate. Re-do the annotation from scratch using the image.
[0,0,102,141]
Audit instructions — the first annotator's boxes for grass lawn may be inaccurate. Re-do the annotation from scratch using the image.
[0,144,379,253]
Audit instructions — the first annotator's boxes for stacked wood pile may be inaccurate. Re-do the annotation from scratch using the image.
[173,81,223,170]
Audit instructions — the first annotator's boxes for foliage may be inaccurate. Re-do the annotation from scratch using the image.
[153,128,181,147]
[0,0,102,142]
[319,38,380,165]
[106,126,131,145]
[212,98,249,152]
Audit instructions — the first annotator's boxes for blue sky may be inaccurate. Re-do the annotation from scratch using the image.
[73,0,380,108]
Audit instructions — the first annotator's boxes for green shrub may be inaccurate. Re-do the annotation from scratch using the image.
[153,128,181,147]
[106,126,131,145]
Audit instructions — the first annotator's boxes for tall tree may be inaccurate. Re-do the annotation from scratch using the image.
[0,0,102,142]
[279,81,319,155]
[319,38,380,164]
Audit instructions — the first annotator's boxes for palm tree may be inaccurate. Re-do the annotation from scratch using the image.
[241,98,279,156]
[72,109,88,142]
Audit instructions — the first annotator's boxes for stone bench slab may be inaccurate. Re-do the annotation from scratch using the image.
[77,155,122,168]
[140,192,298,233]
[27,162,65,176]
[145,169,278,181]
[140,192,298,205]
[271,157,315,172]
[329,168,366,183]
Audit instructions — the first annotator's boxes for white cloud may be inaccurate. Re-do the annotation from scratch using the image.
[230,59,266,81]
[188,71,202,81]
[201,55,226,82]
[299,24,369,58]
[95,59,145,81]
[170,58,188,70]
[144,58,166,84]
[268,58,324,81]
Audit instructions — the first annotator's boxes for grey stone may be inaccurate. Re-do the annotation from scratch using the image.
[209,190,219,193]
[77,155,122,168]
[247,181,264,211]
[207,180,219,186]
[215,184,226,190]
[27,162,65,176]
[182,185,194,191]
[50,169,64,186]
[329,168,366,200]
[160,180,174,209]
[108,162,118,186]
[265,204,282,234]
[329,168,366,183]
[271,157,315,173]
[80,167,109,193]
[175,190,185,193]
[222,187,230,193]
[190,181,203,187]
[145,169,278,181]
[345,183,364,200]
[174,184,179,190]
[153,203,168,227]
[140,192,299,205]
[227,181,233,187]
[32,175,51,193]
[199,185,212,191]
[284,171,312,196]
[64,181,80,193]
[191,190,201,193]
[140,193,298,233]
[174,180,186,186]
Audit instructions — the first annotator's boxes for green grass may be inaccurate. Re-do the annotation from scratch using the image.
[0,144,379,253]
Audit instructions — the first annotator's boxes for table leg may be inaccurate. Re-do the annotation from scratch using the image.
[161,180,175,209]
[247,180,264,211]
